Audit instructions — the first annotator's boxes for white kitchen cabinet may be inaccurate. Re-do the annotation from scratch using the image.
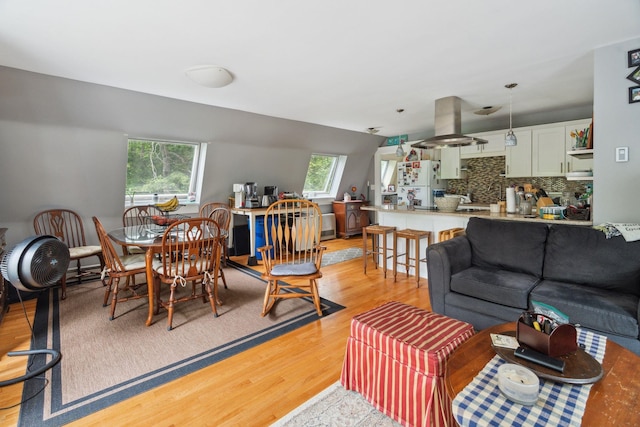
[461,132,506,158]
[564,119,593,173]
[532,125,566,177]
[505,129,532,177]
[440,147,465,179]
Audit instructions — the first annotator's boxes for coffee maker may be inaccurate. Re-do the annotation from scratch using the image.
[233,183,245,208]
[263,186,278,206]
[244,182,259,208]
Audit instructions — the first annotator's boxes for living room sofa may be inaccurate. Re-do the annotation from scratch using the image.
[426,217,640,355]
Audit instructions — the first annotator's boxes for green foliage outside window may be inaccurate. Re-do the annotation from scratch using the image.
[126,139,196,196]
[303,154,337,193]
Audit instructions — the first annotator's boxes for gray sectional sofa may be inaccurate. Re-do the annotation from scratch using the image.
[426,217,640,355]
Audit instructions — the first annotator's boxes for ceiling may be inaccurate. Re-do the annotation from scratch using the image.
[1,1,639,138]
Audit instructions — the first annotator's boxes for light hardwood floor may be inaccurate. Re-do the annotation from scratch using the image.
[0,236,432,426]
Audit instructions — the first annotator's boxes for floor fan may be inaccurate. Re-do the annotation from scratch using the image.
[0,235,70,386]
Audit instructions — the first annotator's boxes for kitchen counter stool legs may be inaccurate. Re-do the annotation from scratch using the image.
[363,225,396,278]
[394,229,431,287]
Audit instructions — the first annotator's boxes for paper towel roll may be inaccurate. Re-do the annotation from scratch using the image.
[506,188,517,213]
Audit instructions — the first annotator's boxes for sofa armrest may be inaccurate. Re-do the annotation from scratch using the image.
[426,237,472,314]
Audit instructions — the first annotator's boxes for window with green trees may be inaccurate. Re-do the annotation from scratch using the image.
[125,138,206,205]
[303,153,347,198]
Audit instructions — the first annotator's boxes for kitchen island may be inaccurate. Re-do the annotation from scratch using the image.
[361,204,592,280]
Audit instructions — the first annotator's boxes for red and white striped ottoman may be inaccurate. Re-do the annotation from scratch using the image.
[340,301,474,427]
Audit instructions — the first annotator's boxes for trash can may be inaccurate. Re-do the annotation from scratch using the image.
[253,216,273,260]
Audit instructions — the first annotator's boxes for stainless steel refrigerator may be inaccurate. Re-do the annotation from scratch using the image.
[396,160,446,207]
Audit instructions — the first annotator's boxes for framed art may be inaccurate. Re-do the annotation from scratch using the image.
[627,67,640,85]
[629,86,640,104]
[629,48,640,68]
[388,185,395,192]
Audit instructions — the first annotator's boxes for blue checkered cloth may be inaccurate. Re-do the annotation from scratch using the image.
[452,329,606,427]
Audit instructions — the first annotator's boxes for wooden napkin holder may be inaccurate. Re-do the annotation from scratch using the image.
[516,313,577,357]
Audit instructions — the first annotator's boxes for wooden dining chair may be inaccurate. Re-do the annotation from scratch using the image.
[122,205,162,254]
[93,216,150,320]
[33,209,105,299]
[199,202,231,267]
[152,217,222,330]
[258,199,325,317]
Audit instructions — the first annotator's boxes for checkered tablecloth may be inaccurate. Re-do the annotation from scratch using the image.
[452,329,606,427]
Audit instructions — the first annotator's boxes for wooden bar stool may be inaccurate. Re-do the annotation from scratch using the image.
[438,227,465,242]
[363,225,396,278]
[393,228,432,287]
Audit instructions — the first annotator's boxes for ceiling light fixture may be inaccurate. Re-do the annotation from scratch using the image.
[396,144,405,157]
[505,83,518,146]
[185,65,233,88]
[366,127,380,134]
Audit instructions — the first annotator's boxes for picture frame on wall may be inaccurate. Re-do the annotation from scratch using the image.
[629,48,640,68]
[630,86,640,104]
[627,67,640,85]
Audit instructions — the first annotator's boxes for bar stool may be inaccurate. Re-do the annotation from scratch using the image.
[393,228,432,287]
[438,227,465,242]
[363,225,396,278]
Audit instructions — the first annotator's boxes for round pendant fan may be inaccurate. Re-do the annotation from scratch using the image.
[0,235,70,387]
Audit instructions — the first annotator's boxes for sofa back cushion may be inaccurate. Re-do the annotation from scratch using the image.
[466,217,549,277]
[544,224,640,297]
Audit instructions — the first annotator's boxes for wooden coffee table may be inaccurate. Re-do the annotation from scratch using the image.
[445,322,640,425]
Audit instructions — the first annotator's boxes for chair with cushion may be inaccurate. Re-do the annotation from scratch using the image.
[33,209,105,299]
[258,199,325,317]
[152,217,222,330]
[93,216,149,320]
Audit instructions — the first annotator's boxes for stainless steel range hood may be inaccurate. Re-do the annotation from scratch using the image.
[411,96,487,149]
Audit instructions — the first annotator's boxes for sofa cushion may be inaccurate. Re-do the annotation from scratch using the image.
[531,280,639,339]
[544,225,640,297]
[466,217,549,277]
[450,266,541,309]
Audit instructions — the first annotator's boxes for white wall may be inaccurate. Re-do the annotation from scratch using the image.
[0,66,384,247]
[593,37,640,223]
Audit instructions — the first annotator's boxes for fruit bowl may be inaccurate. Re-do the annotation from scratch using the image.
[149,214,187,226]
[434,196,460,213]
[155,204,183,213]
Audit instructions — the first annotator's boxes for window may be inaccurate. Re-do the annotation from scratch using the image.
[125,138,207,205]
[303,153,347,199]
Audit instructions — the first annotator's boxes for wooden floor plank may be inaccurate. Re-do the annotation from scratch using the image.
[0,237,431,426]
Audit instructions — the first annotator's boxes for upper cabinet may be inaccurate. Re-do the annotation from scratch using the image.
[532,125,566,176]
[440,147,465,179]
[505,129,532,177]
[461,132,506,158]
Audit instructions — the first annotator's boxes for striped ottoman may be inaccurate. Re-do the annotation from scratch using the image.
[340,301,474,427]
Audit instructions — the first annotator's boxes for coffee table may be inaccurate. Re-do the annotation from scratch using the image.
[445,322,640,425]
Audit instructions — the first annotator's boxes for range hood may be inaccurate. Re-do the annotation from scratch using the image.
[411,96,487,149]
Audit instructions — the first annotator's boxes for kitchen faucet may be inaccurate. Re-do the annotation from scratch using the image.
[487,181,503,201]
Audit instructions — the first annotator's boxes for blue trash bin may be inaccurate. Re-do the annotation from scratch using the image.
[253,216,274,260]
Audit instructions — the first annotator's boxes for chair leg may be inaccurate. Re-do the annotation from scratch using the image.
[310,279,322,317]
[109,278,121,320]
[60,274,67,300]
[262,280,277,317]
[167,284,177,331]
[103,275,113,307]
[205,280,219,317]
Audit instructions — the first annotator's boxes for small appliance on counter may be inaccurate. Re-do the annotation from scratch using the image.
[263,186,278,206]
[244,182,260,208]
[233,183,245,208]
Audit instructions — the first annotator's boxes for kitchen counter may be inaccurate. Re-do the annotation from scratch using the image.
[362,205,592,226]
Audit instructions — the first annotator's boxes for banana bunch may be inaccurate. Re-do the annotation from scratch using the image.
[156,196,179,211]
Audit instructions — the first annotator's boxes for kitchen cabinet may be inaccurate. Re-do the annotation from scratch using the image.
[332,200,369,238]
[565,119,593,173]
[532,125,566,177]
[461,132,506,158]
[505,129,532,177]
[440,147,465,179]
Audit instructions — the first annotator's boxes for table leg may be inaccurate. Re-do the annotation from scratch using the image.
[145,248,155,326]
[248,212,256,257]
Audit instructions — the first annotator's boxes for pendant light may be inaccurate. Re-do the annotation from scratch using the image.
[505,83,518,146]
[396,144,405,157]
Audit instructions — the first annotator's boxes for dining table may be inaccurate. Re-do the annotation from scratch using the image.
[107,223,221,326]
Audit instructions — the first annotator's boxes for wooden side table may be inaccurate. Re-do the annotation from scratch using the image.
[445,322,640,425]
[332,200,369,238]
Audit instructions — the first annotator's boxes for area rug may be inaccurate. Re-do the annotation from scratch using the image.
[19,262,344,426]
[321,247,363,267]
[272,381,401,426]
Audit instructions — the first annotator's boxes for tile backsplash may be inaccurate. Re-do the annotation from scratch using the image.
[446,156,592,203]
